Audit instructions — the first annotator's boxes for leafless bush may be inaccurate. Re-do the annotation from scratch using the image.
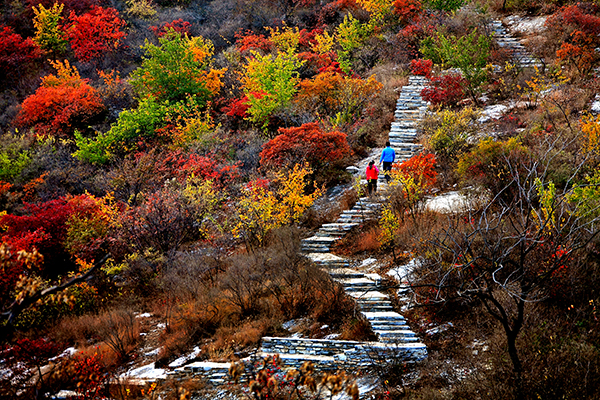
[93,308,140,361]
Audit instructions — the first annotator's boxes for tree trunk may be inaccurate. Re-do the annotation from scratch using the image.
[506,329,524,400]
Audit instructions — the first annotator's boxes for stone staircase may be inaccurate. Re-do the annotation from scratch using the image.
[491,19,542,68]
[389,76,429,165]
[171,77,429,388]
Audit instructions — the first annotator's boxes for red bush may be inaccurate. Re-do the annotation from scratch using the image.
[65,6,126,63]
[421,74,466,107]
[0,26,41,77]
[151,19,192,37]
[546,4,600,75]
[393,0,422,23]
[396,153,437,189]
[155,150,240,187]
[260,122,352,170]
[0,194,115,271]
[235,30,272,52]
[410,58,432,78]
[224,96,250,118]
[15,62,105,138]
[396,21,434,59]
[546,4,600,40]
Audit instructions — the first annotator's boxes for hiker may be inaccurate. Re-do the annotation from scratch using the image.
[379,141,395,183]
[366,160,379,196]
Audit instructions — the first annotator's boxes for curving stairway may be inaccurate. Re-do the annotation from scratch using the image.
[491,19,542,68]
[170,77,430,388]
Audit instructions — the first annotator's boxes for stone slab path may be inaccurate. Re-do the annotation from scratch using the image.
[171,77,429,390]
[491,19,542,68]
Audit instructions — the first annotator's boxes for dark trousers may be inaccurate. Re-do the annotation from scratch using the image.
[382,161,392,182]
[368,179,377,195]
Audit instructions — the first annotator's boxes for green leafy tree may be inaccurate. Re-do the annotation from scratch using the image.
[130,32,225,104]
[0,132,31,182]
[335,13,374,75]
[241,48,304,130]
[75,95,206,163]
[421,28,491,103]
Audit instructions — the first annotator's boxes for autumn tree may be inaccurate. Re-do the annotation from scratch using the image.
[260,122,352,183]
[546,5,600,77]
[421,28,491,103]
[151,19,191,37]
[15,60,105,138]
[130,31,225,104]
[456,137,530,201]
[233,164,322,250]
[393,0,422,23]
[32,2,67,54]
[420,73,467,108]
[421,107,478,185]
[295,71,383,125]
[64,6,126,63]
[390,153,437,218]
[0,26,41,80]
[241,47,304,129]
[0,193,118,270]
[119,177,222,256]
[335,13,374,74]
[74,95,213,163]
[416,141,600,398]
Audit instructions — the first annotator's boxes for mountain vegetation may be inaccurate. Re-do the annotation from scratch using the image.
[1,0,599,398]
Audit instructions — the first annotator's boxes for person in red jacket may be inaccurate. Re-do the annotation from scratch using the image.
[366,160,379,195]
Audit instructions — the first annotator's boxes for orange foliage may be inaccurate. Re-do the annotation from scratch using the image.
[15,60,105,137]
[296,71,382,117]
[21,173,46,202]
[546,4,600,75]
[394,153,437,189]
[235,30,272,52]
[556,30,597,75]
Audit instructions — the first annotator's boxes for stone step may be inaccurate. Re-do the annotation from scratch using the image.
[374,329,417,338]
[340,209,375,215]
[358,304,395,312]
[363,311,406,321]
[316,231,346,238]
[329,268,365,279]
[337,278,379,292]
[371,322,409,330]
[301,246,331,253]
[389,127,418,133]
[258,352,339,370]
[304,252,347,263]
[321,222,360,229]
[388,141,422,147]
[301,236,340,245]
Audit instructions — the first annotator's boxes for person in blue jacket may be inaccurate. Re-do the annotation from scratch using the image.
[379,141,395,182]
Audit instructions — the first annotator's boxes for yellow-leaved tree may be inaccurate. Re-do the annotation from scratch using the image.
[32,3,67,54]
[233,164,322,250]
[581,114,600,155]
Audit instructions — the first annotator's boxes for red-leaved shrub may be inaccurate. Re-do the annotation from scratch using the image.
[0,26,41,78]
[260,122,352,171]
[421,74,466,107]
[151,19,192,37]
[410,58,433,78]
[65,6,126,63]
